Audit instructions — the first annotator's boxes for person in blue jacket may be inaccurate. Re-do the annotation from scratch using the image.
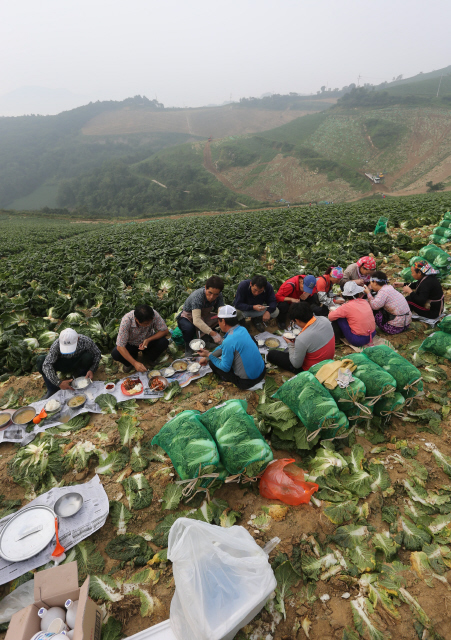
[233,275,279,332]
[198,305,265,389]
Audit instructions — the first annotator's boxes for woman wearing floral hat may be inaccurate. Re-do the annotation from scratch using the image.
[315,266,345,310]
[341,256,376,290]
[363,271,411,334]
[403,261,444,320]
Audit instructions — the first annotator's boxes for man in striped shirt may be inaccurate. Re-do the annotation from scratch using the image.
[111,304,169,373]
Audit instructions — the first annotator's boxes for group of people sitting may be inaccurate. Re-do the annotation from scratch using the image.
[36,255,445,397]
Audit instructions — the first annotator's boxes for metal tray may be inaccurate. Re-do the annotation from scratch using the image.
[0,505,56,562]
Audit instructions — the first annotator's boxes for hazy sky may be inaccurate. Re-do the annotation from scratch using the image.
[1,0,450,114]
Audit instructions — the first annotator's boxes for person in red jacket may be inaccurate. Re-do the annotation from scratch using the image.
[276,274,326,329]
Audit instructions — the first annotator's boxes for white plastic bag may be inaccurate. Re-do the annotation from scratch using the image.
[0,579,35,623]
[168,518,276,640]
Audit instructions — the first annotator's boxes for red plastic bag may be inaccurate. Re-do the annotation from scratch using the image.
[259,458,319,506]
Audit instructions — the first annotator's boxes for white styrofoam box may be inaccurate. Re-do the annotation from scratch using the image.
[126,620,176,640]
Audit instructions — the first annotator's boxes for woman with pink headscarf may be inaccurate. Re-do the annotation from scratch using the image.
[315,266,345,310]
[340,256,376,290]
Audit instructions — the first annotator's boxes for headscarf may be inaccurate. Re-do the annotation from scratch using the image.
[356,256,376,271]
[370,276,388,285]
[330,266,343,280]
[414,260,440,276]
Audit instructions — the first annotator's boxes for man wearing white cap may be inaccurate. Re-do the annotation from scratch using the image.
[198,305,265,390]
[36,328,102,399]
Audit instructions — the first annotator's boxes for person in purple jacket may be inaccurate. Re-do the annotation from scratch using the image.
[233,275,279,332]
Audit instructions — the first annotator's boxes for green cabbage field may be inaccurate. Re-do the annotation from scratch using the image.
[1,193,451,640]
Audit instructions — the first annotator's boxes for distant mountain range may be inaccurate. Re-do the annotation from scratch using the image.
[1,64,450,215]
[0,86,90,117]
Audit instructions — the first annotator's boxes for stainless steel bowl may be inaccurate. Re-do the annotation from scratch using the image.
[148,375,169,391]
[70,376,92,391]
[67,393,87,409]
[189,339,206,351]
[54,492,84,518]
[171,359,188,372]
[0,412,12,429]
[11,406,37,426]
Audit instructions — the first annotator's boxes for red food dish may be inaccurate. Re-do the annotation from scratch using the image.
[121,379,144,396]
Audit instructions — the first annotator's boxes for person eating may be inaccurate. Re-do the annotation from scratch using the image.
[178,275,225,355]
[341,256,376,289]
[267,302,335,373]
[328,281,376,347]
[37,328,101,399]
[363,271,411,334]
[275,274,318,329]
[112,304,169,373]
[198,305,265,389]
[403,261,444,320]
[233,275,279,332]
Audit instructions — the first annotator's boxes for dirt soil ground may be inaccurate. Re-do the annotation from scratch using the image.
[0,228,451,639]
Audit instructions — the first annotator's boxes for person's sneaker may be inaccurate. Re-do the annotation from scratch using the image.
[184,346,194,357]
[277,321,286,330]
[122,364,133,373]
[253,321,265,333]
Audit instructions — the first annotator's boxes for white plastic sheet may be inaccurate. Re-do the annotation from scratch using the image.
[168,518,276,640]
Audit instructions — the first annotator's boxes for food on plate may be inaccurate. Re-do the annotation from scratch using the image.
[45,399,61,412]
[73,378,89,389]
[190,339,204,351]
[68,395,86,408]
[172,360,188,371]
[14,409,36,424]
[283,332,296,341]
[148,370,161,378]
[257,340,265,347]
[150,377,166,391]
[105,383,115,390]
[292,327,301,336]
[161,367,175,377]
[265,337,281,349]
[123,378,143,394]
[188,362,201,373]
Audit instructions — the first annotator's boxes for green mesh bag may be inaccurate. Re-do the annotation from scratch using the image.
[346,353,397,401]
[374,216,389,234]
[151,410,220,480]
[408,255,424,266]
[198,399,273,477]
[400,266,415,283]
[437,315,451,335]
[319,411,351,441]
[444,211,451,221]
[429,234,450,245]
[419,331,451,360]
[273,371,346,439]
[433,226,451,238]
[363,345,423,398]
[309,359,367,417]
[373,392,406,417]
[418,244,451,268]
[440,219,451,229]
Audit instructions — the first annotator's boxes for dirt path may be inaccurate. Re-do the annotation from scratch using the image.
[203,141,238,192]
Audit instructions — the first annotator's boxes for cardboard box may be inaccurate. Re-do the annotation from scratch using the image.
[6,562,102,640]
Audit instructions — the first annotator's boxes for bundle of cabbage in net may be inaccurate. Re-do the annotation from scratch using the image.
[373,392,406,418]
[198,399,273,477]
[363,345,423,399]
[308,359,367,418]
[274,371,349,441]
[346,353,396,404]
[152,410,222,489]
[438,315,451,334]
[419,331,451,361]
[418,244,451,269]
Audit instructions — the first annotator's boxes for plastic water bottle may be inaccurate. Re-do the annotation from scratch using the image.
[29,632,56,640]
[48,618,68,634]
[64,599,78,629]
[38,606,66,631]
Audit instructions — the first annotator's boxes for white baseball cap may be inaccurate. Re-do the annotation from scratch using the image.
[343,281,364,296]
[59,328,78,354]
[218,305,237,319]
